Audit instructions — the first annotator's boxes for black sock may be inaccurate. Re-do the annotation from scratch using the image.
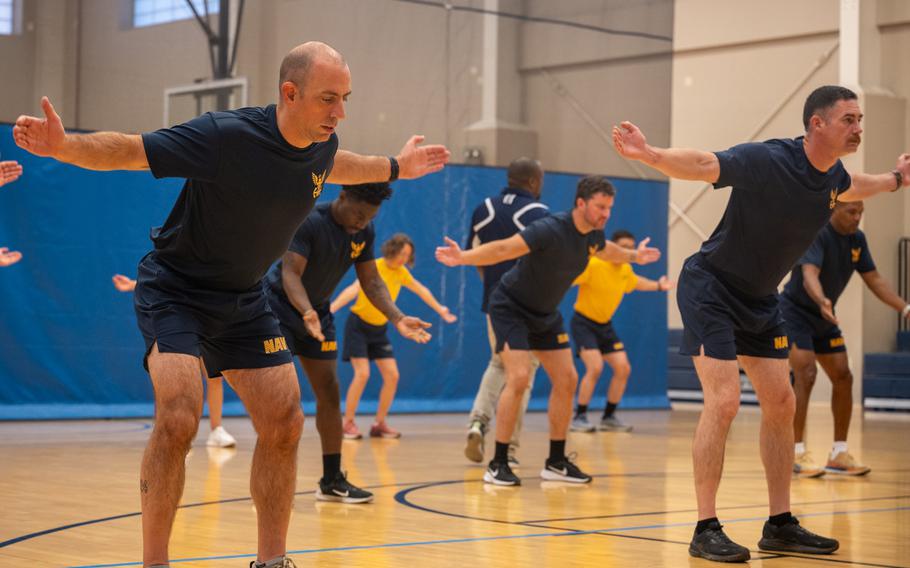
[576,404,588,417]
[549,439,566,462]
[322,453,341,480]
[494,441,510,463]
[696,517,720,534]
[603,402,618,418]
[769,512,793,527]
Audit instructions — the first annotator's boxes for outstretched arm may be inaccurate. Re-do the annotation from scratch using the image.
[635,275,673,292]
[0,161,23,187]
[595,237,661,265]
[354,261,432,343]
[14,97,148,171]
[436,234,529,267]
[860,270,910,318]
[328,135,451,185]
[839,154,910,201]
[612,121,720,182]
[330,281,361,314]
[403,278,457,323]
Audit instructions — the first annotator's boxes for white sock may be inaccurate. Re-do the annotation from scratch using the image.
[795,442,806,455]
[831,441,848,457]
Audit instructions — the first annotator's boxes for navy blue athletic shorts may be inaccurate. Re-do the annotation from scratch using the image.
[780,296,845,354]
[677,253,790,360]
[342,313,394,361]
[488,287,570,352]
[134,253,293,377]
[570,312,624,356]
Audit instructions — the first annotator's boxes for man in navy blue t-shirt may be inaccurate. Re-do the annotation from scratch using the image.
[782,201,910,479]
[437,176,660,487]
[264,182,431,504]
[13,41,449,568]
[613,85,910,562]
[462,158,549,466]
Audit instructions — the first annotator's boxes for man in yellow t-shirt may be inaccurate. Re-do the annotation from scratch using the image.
[332,233,456,439]
[570,230,672,433]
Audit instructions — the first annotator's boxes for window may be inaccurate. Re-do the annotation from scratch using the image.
[133,0,219,29]
[0,0,15,35]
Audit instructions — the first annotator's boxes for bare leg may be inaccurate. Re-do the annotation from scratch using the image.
[603,351,632,404]
[575,349,604,407]
[816,352,853,443]
[789,346,817,444]
[343,358,371,422]
[142,344,205,567]
[739,355,794,516]
[373,358,400,423]
[223,364,303,563]
[691,353,741,520]
[300,357,342,456]
[494,347,532,445]
[534,348,579,440]
[207,377,224,430]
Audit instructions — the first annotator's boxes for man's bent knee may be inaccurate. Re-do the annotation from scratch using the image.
[793,364,818,388]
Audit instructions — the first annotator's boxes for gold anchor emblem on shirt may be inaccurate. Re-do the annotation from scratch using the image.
[312,170,327,198]
[588,245,598,257]
[829,189,837,209]
[851,247,861,263]
[351,241,366,259]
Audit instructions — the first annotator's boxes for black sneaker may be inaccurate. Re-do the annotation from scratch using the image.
[688,521,751,562]
[483,459,521,486]
[757,517,839,554]
[316,471,374,504]
[540,454,592,483]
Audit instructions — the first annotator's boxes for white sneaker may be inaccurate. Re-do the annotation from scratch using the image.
[207,426,237,448]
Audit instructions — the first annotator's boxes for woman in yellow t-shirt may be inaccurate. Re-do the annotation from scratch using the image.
[331,233,457,439]
[569,231,673,433]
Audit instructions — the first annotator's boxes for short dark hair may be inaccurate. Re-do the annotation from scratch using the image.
[381,233,415,266]
[803,85,858,130]
[342,182,393,206]
[506,157,543,190]
[575,175,615,202]
[611,229,635,242]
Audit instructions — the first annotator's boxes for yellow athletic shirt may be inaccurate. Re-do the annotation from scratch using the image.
[350,257,414,325]
[573,257,638,324]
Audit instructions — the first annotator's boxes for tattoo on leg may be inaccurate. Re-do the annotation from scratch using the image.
[140,479,149,494]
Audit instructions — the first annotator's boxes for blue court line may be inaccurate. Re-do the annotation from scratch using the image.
[68,505,910,568]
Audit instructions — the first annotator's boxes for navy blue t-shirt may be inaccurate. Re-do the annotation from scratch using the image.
[142,105,338,291]
[499,211,605,314]
[700,137,852,297]
[466,187,549,312]
[264,201,375,310]
[782,224,875,315]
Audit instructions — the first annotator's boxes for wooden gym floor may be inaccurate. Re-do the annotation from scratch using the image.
[1,404,908,567]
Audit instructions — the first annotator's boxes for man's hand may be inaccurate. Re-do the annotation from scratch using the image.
[612,121,651,162]
[0,247,23,267]
[435,237,464,267]
[658,276,674,291]
[395,315,432,344]
[397,135,451,179]
[302,309,325,342]
[13,97,66,159]
[112,274,137,292]
[896,153,910,188]
[0,161,23,188]
[634,237,661,265]
[819,298,839,325]
[439,306,457,324]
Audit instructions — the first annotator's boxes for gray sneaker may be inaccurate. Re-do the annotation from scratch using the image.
[598,415,633,432]
[570,414,596,433]
[250,557,298,568]
[464,420,485,463]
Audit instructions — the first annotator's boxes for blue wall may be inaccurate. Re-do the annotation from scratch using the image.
[0,124,668,419]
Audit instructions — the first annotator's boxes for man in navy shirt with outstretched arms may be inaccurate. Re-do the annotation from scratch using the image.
[437,176,660,487]
[613,85,910,562]
[783,200,910,479]
[13,41,449,568]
